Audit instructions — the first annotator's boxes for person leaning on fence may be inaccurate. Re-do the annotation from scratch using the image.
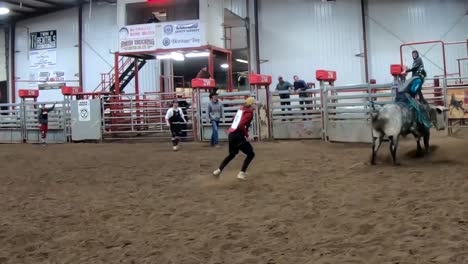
[207,91,223,147]
[293,75,309,119]
[275,76,293,113]
[213,97,256,181]
[38,103,55,145]
[165,100,187,151]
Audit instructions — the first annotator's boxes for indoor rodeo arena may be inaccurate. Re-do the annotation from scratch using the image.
[0,0,468,263]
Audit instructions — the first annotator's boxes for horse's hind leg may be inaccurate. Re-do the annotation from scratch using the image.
[371,135,383,165]
[389,135,400,166]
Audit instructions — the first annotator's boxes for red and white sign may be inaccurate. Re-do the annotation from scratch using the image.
[191,78,216,88]
[18,89,39,98]
[61,86,82,95]
[249,74,272,85]
[315,70,337,82]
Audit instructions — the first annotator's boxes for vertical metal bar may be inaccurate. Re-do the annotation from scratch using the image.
[360,0,369,82]
[114,53,120,95]
[265,84,271,139]
[78,5,83,89]
[227,51,233,92]
[134,58,139,95]
[10,23,16,103]
[130,96,134,132]
[208,48,214,78]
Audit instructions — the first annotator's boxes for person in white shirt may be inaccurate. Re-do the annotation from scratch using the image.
[165,100,187,151]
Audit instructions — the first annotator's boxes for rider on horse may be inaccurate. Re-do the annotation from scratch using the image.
[398,50,431,132]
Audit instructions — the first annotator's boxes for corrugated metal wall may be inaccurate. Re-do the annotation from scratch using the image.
[367,0,468,83]
[258,0,365,86]
[93,0,160,95]
[82,3,118,93]
[15,8,79,102]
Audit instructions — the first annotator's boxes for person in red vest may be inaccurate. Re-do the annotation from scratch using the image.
[38,103,55,145]
[213,97,256,180]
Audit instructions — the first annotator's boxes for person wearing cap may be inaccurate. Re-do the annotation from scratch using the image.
[38,103,55,145]
[213,97,256,180]
[165,100,187,151]
[196,66,211,79]
[207,91,223,147]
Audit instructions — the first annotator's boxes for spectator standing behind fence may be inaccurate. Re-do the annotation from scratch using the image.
[293,75,309,119]
[165,100,187,151]
[196,66,211,79]
[275,76,293,120]
[276,76,293,105]
[207,91,223,147]
[38,104,55,145]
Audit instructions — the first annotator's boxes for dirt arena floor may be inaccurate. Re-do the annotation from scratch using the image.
[1,133,467,264]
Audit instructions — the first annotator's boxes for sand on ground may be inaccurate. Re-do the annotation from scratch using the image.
[0,134,467,264]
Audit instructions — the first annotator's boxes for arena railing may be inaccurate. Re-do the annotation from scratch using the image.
[269,88,323,139]
[101,92,194,141]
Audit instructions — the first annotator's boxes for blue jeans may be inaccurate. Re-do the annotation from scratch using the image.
[211,120,219,145]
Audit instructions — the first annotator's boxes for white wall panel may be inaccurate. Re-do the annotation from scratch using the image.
[200,0,224,47]
[367,0,468,83]
[0,28,6,81]
[82,3,118,93]
[15,8,79,102]
[224,0,247,18]
[258,0,364,87]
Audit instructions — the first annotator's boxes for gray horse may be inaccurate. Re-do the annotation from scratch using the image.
[370,98,447,165]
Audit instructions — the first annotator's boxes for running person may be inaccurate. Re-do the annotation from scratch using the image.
[38,103,55,145]
[213,97,256,180]
[165,100,187,151]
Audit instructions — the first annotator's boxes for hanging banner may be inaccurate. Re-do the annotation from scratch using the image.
[119,23,158,52]
[78,100,91,122]
[160,20,204,49]
[30,49,56,69]
[30,30,57,50]
[447,88,468,119]
[118,20,205,52]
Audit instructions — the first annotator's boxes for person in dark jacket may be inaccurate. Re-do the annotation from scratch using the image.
[293,75,309,118]
[213,97,256,180]
[38,104,55,144]
[403,50,427,103]
[276,76,293,103]
[196,66,211,79]
[165,100,187,151]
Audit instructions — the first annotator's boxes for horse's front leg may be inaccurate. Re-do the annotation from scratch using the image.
[389,135,401,166]
[371,135,383,165]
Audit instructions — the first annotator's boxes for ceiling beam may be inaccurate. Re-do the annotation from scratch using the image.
[1,0,50,11]
[30,0,73,8]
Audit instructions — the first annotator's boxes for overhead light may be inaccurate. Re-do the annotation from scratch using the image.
[221,63,229,69]
[235,59,248,64]
[156,52,185,61]
[0,7,10,15]
[171,52,184,61]
[185,52,209,58]
[156,54,172,60]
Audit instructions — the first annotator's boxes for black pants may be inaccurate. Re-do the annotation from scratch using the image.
[170,123,183,146]
[219,131,255,173]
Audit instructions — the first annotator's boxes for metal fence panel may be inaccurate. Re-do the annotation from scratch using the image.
[102,93,194,140]
[270,89,323,139]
